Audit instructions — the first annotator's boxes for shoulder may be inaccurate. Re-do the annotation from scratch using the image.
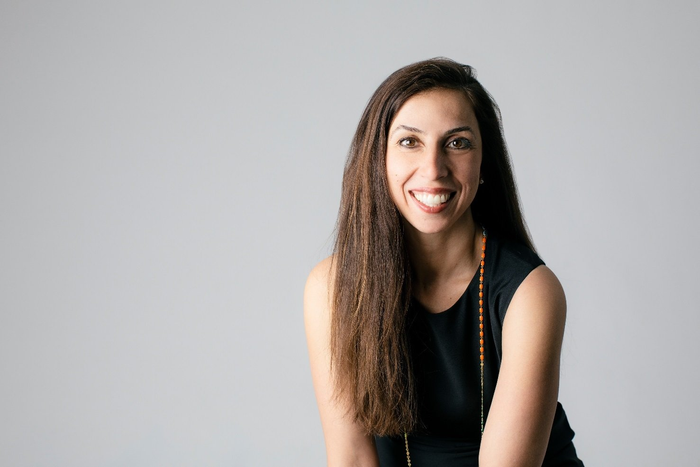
[306,255,335,285]
[504,265,566,345]
[304,256,336,324]
[512,265,565,309]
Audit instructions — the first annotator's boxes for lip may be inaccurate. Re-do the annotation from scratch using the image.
[410,187,454,195]
[409,188,456,213]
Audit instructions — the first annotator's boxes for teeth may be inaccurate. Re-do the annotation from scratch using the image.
[413,192,452,207]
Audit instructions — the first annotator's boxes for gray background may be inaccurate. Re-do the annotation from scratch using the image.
[2,1,699,466]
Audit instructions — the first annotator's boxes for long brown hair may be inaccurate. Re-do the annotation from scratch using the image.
[331,58,533,436]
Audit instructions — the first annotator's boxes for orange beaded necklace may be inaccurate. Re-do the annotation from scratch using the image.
[478,227,487,434]
[403,227,487,466]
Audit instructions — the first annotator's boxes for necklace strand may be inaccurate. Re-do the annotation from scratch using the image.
[404,227,487,466]
[479,228,486,435]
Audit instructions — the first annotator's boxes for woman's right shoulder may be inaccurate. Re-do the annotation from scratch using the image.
[307,255,335,284]
[304,255,336,321]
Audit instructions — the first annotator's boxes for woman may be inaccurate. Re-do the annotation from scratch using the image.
[304,58,583,466]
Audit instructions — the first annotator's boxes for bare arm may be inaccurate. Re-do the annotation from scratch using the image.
[304,257,380,467]
[479,265,567,467]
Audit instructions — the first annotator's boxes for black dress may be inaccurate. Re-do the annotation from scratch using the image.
[374,235,584,466]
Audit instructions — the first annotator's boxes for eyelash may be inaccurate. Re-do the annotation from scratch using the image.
[398,137,472,149]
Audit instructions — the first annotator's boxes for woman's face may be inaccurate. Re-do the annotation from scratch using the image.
[385,88,482,236]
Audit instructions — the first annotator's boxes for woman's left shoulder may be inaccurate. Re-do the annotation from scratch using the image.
[517,265,566,306]
[506,265,567,335]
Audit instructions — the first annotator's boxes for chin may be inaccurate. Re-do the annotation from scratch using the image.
[403,219,453,236]
[401,209,473,237]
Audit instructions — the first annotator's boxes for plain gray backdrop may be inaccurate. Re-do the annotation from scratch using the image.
[2,1,699,465]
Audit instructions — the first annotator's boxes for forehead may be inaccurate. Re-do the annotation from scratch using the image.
[391,88,478,131]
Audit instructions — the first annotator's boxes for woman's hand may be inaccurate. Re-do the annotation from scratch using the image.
[304,257,380,467]
[479,265,567,467]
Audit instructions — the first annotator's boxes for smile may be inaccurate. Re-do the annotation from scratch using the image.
[413,192,452,206]
[410,190,454,212]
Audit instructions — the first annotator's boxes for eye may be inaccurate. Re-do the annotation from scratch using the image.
[447,137,472,150]
[399,137,418,148]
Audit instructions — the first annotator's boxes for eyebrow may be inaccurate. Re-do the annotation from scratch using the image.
[445,126,476,136]
[389,124,476,138]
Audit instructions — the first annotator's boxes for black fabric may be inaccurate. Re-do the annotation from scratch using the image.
[374,235,583,466]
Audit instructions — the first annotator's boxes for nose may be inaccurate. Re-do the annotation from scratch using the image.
[420,144,448,180]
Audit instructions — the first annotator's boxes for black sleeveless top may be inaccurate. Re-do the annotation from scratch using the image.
[374,235,583,466]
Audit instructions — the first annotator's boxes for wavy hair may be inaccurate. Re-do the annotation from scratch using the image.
[331,58,533,436]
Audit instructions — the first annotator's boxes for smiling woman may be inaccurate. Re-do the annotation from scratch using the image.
[304,58,584,466]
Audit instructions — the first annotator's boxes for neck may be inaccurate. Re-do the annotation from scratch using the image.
[404,212,481,290]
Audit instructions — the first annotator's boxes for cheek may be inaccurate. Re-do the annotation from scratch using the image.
[385,160,401,190]
[387,173,402,200]
[385,168,405,206]
[385,153,417,200]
